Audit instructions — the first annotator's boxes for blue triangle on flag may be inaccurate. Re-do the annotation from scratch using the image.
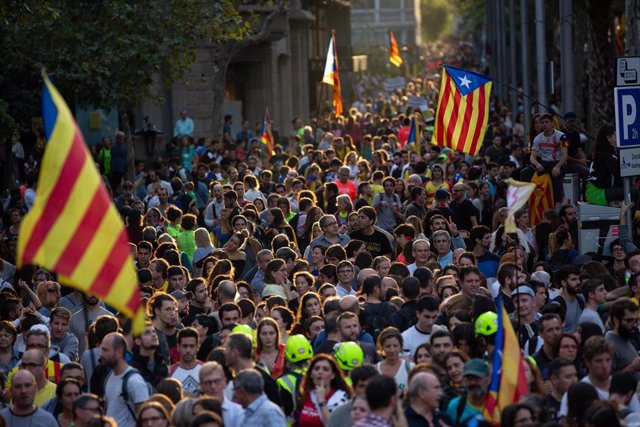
[445,66,491,96]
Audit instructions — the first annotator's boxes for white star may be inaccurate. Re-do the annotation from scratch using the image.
[458,75,472,89]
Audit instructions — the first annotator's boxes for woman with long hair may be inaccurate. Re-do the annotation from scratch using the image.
[523,357,545,395]
[262,259,291,300]
[255,317,286,379]
[425,164,449,207]
[309,245,327,277]
[296,291,323,334]
[297,354,351,427]
[479,180,494,228]
[290,271,316,310]
[334,194,353,227]
[193,228,215,277]
[375,327,414,392]
[55,378,82,427]
[265,207,297,247]
[223,231,247,280]
[271,305,295,344]
[565,382,599,427]
[207,259,234,288]
[301,206,324,253]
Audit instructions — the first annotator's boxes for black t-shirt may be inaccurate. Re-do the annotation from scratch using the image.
[315,339,339,356]
[449,199,478,233]
[564,128,583,158]
[349,229,392,258]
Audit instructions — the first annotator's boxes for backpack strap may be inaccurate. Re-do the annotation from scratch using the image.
[121,368,142,419]
[455,393,468,426]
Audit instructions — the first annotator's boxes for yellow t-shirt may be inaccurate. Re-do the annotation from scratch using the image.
[35,381,56,407]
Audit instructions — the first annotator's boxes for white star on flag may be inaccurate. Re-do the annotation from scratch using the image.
[458,75,471,89]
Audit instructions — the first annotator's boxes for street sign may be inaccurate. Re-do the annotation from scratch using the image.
[619,146,640,177]
[615,86,640,148]
[617,57,640,86]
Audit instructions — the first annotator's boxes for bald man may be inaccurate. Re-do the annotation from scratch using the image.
[20,349,55,407]
[0,369,57,426]
[404,371,444,426]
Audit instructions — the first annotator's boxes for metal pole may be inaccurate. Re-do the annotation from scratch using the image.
[509,0,518,116]
[499,0,508,103]
[535,0,547,111]
[625,178,633,234]
[560,0,575,114]
[521,0,531,133]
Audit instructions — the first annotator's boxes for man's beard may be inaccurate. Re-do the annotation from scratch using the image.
[566,285,579,296]
[467,384,485,398]
[619,326,635,340]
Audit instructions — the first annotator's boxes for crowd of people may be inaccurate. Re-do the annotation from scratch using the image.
[1,62,639,427]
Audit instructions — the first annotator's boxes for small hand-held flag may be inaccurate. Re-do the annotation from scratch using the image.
[504,179,536,233]
[322,30,343,116]
[389,31,403,67]
[260,106,274,159]
[17,73,145,334]
[432,65,492,156]
[483,297,528,424]
[407,115,420,156]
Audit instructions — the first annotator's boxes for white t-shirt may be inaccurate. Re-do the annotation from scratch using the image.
[375,360,415,392]
[105,367,150,427]
[402,326,431,359]
[170,363,203,395]
[559,376,640,417]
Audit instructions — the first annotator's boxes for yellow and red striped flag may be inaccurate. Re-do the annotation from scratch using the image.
[432,65,492,156]
[505,178,536,233]
[389,31,403,67]
[17,75,145,334]
[260,106,274,159]
[322,30,343,115]
[529,172,554,225]
[483,298,528,424]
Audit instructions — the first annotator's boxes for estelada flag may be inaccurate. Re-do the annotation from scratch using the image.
[407,115,420,155]
[432,65,492,156]
[389,31,403,67]
[322,30,343,115]
[483,297,528,424]
[17,74,145,334]
[529,172,554,225]
[260,106,274,159]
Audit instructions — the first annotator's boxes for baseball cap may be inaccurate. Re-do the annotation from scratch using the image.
[512,285,535,299]
[463,359,489,377]
[170,290,193,301]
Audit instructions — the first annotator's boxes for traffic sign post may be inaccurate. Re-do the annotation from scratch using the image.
[615,57,640,232]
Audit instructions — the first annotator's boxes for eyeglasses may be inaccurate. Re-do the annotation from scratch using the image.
[201,377,226,387]
[21,362,43,368]
[80,405,101,412]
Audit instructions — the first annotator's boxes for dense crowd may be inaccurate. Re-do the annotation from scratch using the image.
[0,66,638,427]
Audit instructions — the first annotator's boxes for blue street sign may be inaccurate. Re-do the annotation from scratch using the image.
[616,87,640,148]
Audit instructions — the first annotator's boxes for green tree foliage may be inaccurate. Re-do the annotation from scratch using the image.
[0,0,251,127]
[451,0,484,36]
[420,0,454,42]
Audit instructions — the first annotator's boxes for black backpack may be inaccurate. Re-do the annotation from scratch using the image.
[120,368,154,418]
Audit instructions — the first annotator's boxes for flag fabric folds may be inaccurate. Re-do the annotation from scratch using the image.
[483,297,528,424]
[17,75,145,334]
[504,179,536,233]
[529,172,554,225]
[389,31,403,67]
[322,30,343,115]
[260,106,274,159]
[407,115,420,155]
[432,65,492,156]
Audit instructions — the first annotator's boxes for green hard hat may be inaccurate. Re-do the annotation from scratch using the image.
[285,334,313,363]
[474,311,498,336]
[232,324,255,343]
[334,341,364,371]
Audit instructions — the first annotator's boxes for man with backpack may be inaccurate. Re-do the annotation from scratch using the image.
[551,265,584,333]
[360,275,397,341]
[100,332,150,427]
